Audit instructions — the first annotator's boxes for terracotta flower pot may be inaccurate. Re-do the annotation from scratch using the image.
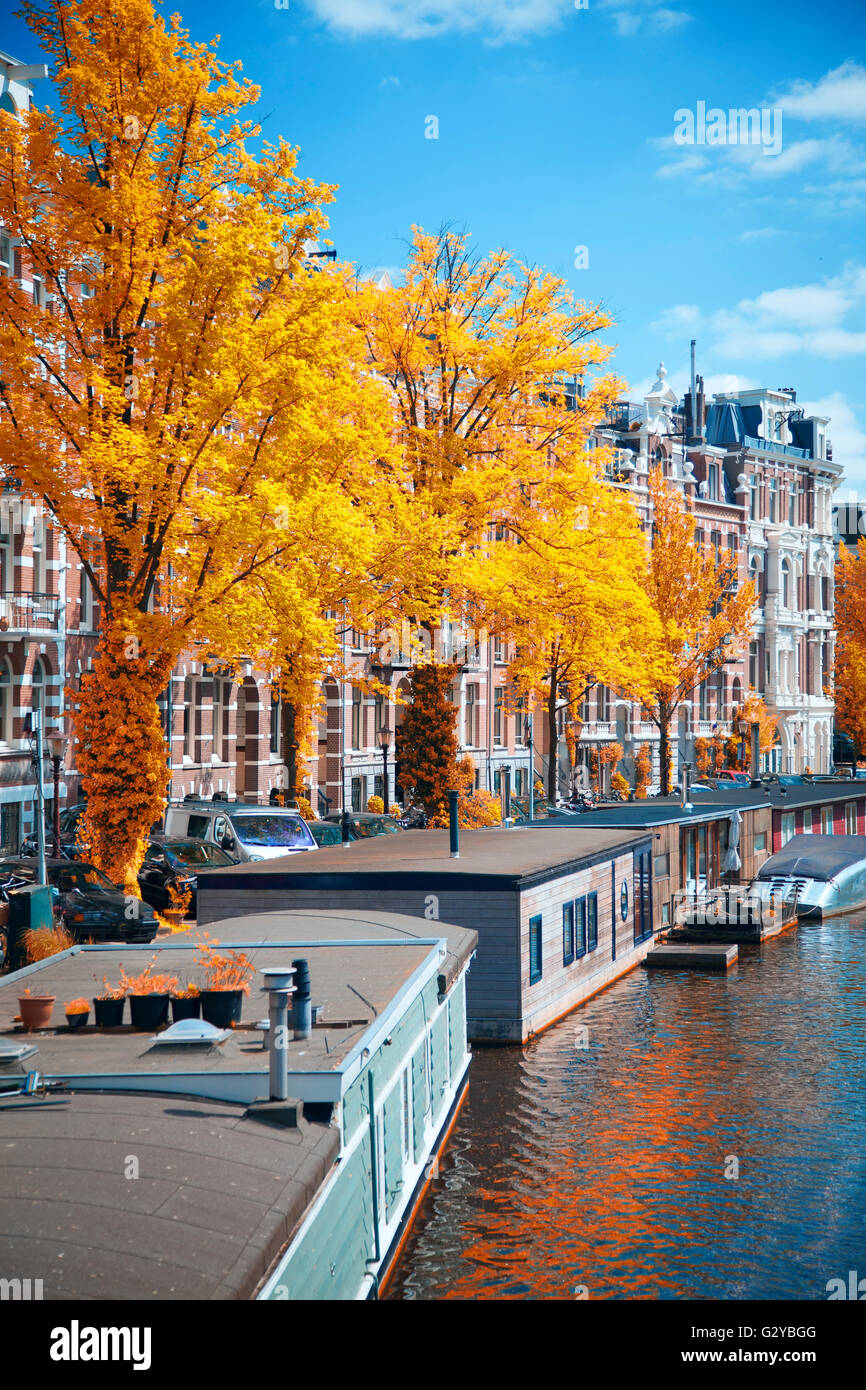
[18,995,55,1030]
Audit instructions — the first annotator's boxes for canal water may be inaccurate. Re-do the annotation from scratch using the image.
[387,913,866,1300]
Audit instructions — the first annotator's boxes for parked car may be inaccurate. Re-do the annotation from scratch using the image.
[138,836,235,914]
[162,800,317,860]
[763,774,806,787]
[0,857,158,943]
[20,804,87,859]
[307,819,343,847]
[323,812,404,840]
[715,771,752,786]
[510,797,584,823]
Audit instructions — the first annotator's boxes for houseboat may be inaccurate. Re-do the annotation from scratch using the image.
[748,833,866,919]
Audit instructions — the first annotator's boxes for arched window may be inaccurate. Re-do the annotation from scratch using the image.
[749,556,762,601]
[0,659,12,744]
[781,558,792,610]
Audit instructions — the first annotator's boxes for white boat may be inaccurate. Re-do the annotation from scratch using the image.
[749,833,866,919]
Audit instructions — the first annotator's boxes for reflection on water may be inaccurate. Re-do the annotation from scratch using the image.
[387,914,866,1300]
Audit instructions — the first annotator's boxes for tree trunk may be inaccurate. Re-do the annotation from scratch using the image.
[546,668,559,803]
[280,696,298,800]
[658,701,674,796]
[75,620,175,892]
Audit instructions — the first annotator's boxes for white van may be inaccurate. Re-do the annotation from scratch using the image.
[163,801,317,861]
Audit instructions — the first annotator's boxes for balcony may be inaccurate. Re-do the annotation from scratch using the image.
[0,591,62,633]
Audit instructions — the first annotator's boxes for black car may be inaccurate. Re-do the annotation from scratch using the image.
[138,837,235,913]
[0,857,158,943]
[21,804,87,859]
[323,812,404,841]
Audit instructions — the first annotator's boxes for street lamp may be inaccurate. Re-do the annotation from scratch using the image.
[46,731,68,859]
[737,715,748,771]
[377,726,392,811]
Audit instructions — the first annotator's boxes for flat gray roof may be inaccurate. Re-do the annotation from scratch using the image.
[197,826,650,897]
[0,1089,338,1300]
[0,908,476,1088]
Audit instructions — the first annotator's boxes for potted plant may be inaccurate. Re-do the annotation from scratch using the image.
[65,997,90,1029]
[18,985,55,1031]
[170,982,201,1022]
[195,933,254,1027]
[93,977,127,1027]
[120,960,178,1030]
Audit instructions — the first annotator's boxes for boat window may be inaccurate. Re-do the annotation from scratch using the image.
[781,812,796,845]
[846,802,857,834]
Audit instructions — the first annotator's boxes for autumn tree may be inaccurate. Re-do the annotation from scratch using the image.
[643,467,756,795]
[475,470,665,801]
[355,227,624,783]
[834,541,866,761]
[394,661,460,820]
[0,0,391,885]
[724,691,778,769]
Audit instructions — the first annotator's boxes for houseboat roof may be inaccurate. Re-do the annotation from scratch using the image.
[196,826,652,897]
[756,833,866,881]
[0,908,476,1301]
[0,910,476,1095]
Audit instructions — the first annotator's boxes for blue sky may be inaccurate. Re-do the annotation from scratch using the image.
[5,0,866,482]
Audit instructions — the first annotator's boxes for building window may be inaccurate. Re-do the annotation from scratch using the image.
[0,529,12,593]
[587,892,598,952]
[351,775,364,812]
[597,685,610,721]
[0,658,11,744]
[654,852,669,879]
[788,485,797,526]
[80,568,93,628]
[183,676,198,761]
[32,516,47,593]
[351,686,362,749]
[529,914,543,984]
[749,479,759,520]
[574,898,587,958]
[0,234,10,270]
[754,832,767,852]
[768,478,777,523]
[698,679,709,721]
[214,679,230,762]
[400,1067,412,1164]
[269,692,281,756]
[562,902,575,966]
[781,559,792,610]
[749,642,760,690]
[707,464,718,500]
[0,803,19,856]
[31,657,45,724]
[493,688,504,745]
[465,683,477,746]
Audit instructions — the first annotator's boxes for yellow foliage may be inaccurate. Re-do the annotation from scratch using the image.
[367,795,385,813]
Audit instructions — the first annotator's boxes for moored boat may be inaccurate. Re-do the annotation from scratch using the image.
[748,833,866,919]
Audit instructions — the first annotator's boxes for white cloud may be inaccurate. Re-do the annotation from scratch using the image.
[738,227,781,242]
[650,303,701,334]
[302,0,566,41]
[709,266,866,360]
[302,0,691,40]
[774,61,866,123]
[598,0,691,36]
[378,74,400,88]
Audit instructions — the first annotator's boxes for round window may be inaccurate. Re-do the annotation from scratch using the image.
[620,880,629,921]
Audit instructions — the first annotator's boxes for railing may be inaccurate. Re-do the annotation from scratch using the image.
[744,435,807,459]
[0,591,62,632]
[673,885,799,931]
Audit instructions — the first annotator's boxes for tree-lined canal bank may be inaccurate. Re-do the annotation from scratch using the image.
[387,913,866,1300]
